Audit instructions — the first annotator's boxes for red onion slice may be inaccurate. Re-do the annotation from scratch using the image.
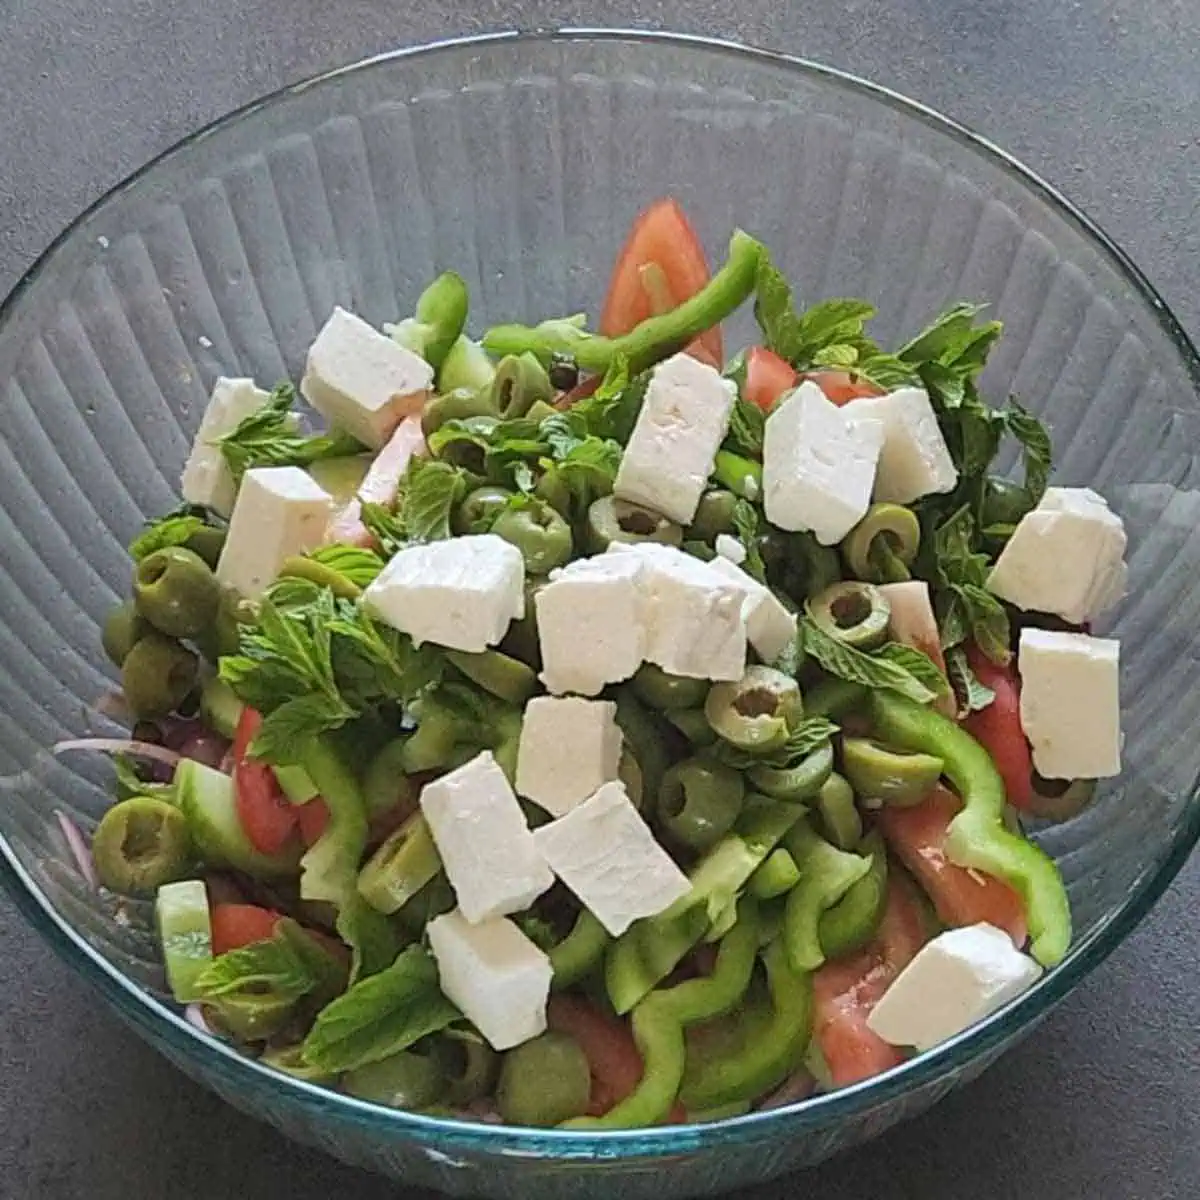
[183,1004,215,1036]
[756,1068,816,1110]
[53,738,183,769]
[54,811,97,889]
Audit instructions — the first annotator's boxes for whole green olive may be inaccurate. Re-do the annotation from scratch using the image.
[584,495,682,554]
[183,525,227,570]
[491,499,573,573]
[343,1049,447,1110]
[121,633,199,718]
[454,485,515,535]
[133,546,220,639]
[101,601,150,667]
[196,586,256,663]
[92,796,192,895]
[496,1032,591,1127]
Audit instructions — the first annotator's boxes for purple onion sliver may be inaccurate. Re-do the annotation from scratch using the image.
[179,731,231,770]
[756,1068,816,1111]
[52,738,184,769]
[55,811,97,889]
[183,1004,215,1036]
[161,716,205,751]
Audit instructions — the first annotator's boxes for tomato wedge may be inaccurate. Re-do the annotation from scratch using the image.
[961,642,1036,811]
[876,785,1028,946]
[296,797,331,847]
[600,198,723,368]
[210,903,282,956]
[812,871,929,1088]
[743,347,798,413]
[232,709,299,856]
[805,370,886,406]
[546,994,686,1122]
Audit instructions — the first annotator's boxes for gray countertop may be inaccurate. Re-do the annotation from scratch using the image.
[1,2,1197,1197]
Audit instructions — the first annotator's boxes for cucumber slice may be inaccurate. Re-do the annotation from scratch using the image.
[308,455,371,507]
[175,759,301,878]
[199,677,244,740]
[156,879,213,1003]
[275,764,319,806]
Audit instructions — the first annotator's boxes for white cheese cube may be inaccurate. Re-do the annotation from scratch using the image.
[535,555,647,696]
[867,923,1042,1052]
[215,466,333,599]
[1018,628,1121,779]
[363,534,524,653]
[848,386,958,504]
[420,751,554,924]
[613,353,738,524]
[608,543,747,680]
[713,533,747,566]
[301,307,434,449]
[707,556,798,665]
[515,697,623,818]
[762,381,885,545]
[180,377,272,517]
[987,487,1127,624]
[532,781,691,936]
[427,910,552,1051]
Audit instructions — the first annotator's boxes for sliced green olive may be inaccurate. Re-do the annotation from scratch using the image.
[121,633,199,718]
[526,398,561,424]
[432,1033,499,1105]
[196,586,256,663]
[665,707,718,748]
[133,546,220,639]
[343,1048,447,1110]
[183,525,227,570]
[813,771,863,850]
[841,737,943,807]
[748,740,834,802]
[618,747,645,811]
[807,581,891,650]
[842,504,921,584]
[92,796,191,896]
[533,464,573,519]
[491,499,574,573]
[657,758,745,852]
[454,485,514,535]
[446,648,538,705]
[259,1044,339,1084]
[688,489,739,542]
[584,495,682,554]
[1027,774,1097,822]
[101,601,150,667]
[499,576,544,669]
[421,386,499,439]
[434,413,500,473]
[631,664,710,712]
[489,352,555,420]
[496,1032,591,1127]
[704,666,803,754]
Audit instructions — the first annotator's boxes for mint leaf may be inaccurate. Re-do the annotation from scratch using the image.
[723,397,766,457]
[874,643,952,699]
[945,644,996,715]
[1002,400,1052,505]
[307,544,386,588]
[398,458,470,544]
[800,618,938,705]
[568,355,649,444]
[217,383,365,481]
[731,498,767,583]
[192,920,320,1004]
[129,511,209,561]
[713,715,838,771]
[359,501,407,558]
[302,945,460,1073]
[335,893,400,986]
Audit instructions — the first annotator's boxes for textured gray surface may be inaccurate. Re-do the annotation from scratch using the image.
[1,2,1197,1197]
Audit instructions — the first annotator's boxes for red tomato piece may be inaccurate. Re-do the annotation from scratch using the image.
[743,347,798,412]
[961,642,1036,812]
[876,785,1028,946]
[812,871,930,1088]
[546,995,686,1122]
[600,197,723,367]
[210,903,281,956]
[804,370,886,406]
[296,798,331,848]
[232,709,299,856]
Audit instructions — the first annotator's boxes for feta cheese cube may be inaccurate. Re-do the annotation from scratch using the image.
[608,543,747,680]
[215,466,333,598]
[1018,628,1121,779]
[867,923,1042,1052]
[180,377,272,517]
[848,386,958,504]
[363,534,524,653]
[535,555,647,696]
[713,533,747,566]
[427,910,552,1050]
[301,307,434,449]
[420,751,554,923]
[987,487,1127,624]
[707,555,798,665]
[762,381,885,545]
[515,697,623,817]
[613,353,738,524]
[532,781,691,936]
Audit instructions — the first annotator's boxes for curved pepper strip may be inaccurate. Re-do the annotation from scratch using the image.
[817,831,889,961]
[550,909,611,989]
[566,900,761,1129]
[679,938,813,1112]
[297,738,369,906]
[483,232,764,375]
[869,691,1071,967]
[782,818,872,972]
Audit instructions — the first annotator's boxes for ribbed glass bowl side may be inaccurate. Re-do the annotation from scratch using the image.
[0,30,1198,1200]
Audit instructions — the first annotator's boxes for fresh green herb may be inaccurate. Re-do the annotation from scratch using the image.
[515,913,560,954]
[335,893,401,986]
[945,644,996,714]
[873,643,953,699]
[113,755,175,803]
[216,383,365,481]
[730,498,767,583]
[1002,400,1052,506]
[713,715,838,771]
[302,945,460,1074]
[128,510,210,561]
[799,618,940,705]
[398,458,471,544]
[360,502,407,558]
[723,397,766,458]
[306,545,386,588]
[192,920,324,1005]
[567,355,649,445]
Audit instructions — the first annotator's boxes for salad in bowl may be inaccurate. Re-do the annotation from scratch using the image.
[66,197,1125,1128]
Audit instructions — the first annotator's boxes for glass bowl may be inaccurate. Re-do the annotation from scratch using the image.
[1,28,1198,1200]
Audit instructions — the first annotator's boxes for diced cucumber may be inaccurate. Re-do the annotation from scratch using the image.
[199,677,244,740]
[155,879,212,1003]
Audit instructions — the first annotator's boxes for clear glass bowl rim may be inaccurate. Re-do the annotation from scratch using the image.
[2,25,1198,1162]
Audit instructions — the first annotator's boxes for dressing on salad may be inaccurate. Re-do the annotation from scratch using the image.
[68,197,1126,1126]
